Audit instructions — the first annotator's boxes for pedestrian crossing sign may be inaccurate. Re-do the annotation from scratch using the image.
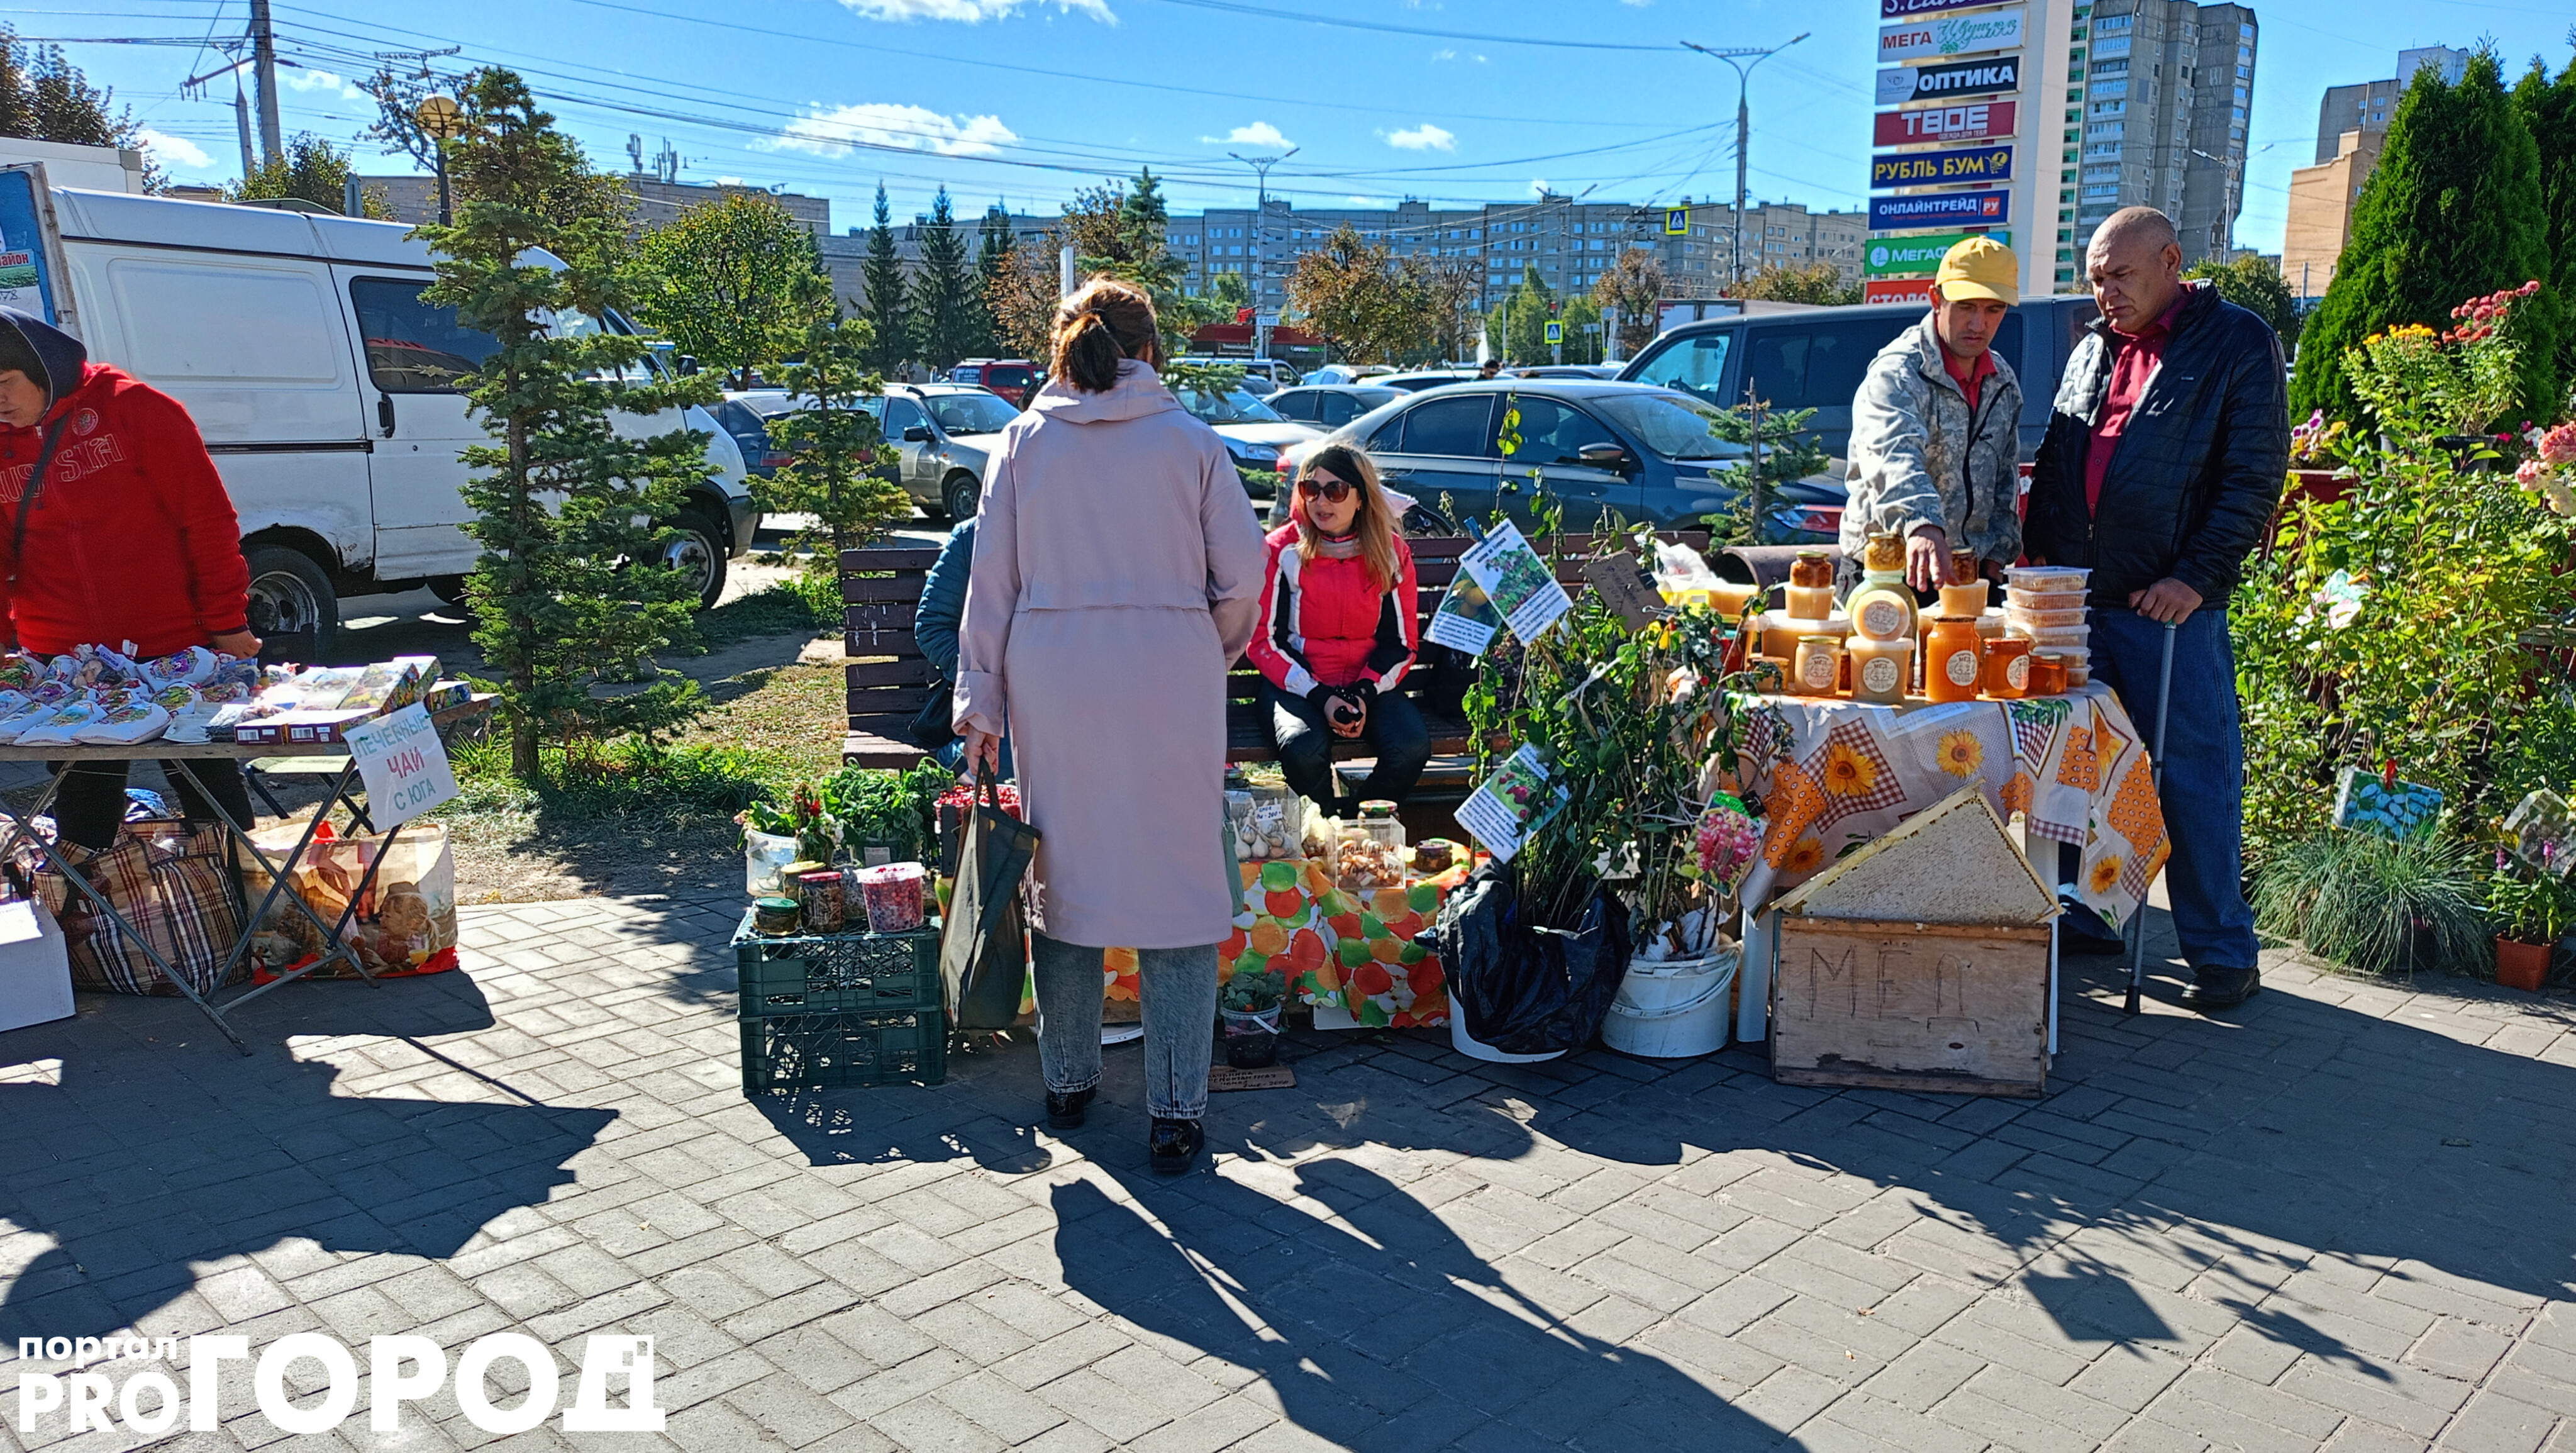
[1544,320,1563,344]
[1663,208,1689,235]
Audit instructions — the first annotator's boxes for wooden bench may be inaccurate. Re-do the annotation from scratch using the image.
[840,531,1711,771]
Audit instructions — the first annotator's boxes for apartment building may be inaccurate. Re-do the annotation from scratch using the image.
[2063,0,2258,279]
[2279,45,2467,299]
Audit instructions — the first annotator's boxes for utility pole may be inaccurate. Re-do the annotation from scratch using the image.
[1230,146,1297,359]
[2189,146,2246,265]
[248,0,282,169]
[1682,34,1808,292]
[232,79,257,180]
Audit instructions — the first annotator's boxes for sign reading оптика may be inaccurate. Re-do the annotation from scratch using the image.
[1876,55,2024,105]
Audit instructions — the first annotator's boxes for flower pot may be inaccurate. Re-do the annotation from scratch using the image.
[1221,1005,1282,1068]
[2496,935,2550,992]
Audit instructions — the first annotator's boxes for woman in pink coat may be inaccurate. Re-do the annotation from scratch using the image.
[955,279,1267,1174]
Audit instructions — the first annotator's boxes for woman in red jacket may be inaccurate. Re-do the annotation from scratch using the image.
[1247,443,1428,815]
[0,308,258,851]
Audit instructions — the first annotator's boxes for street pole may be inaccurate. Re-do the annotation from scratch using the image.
[1230,147,1298,359]
[232,79,257,180]
[248,0,282,170]
[1683,34,1808,294]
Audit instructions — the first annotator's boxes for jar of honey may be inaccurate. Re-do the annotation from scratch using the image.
[1709,580,1760,621]
[2029,653,2068,696]
[1982,637,2033,699]
[1923,615,1985,703]
[1950,548,1980,586]
[1789,549,1834,589]
[1863,532,1906,575]
[1937,579,1990,618]
[1792,635,1845,697]
[1784,584,1836,621]
[1848,637,1913,704]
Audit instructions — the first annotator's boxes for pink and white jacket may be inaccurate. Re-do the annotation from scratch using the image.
[1245,521,1419,698]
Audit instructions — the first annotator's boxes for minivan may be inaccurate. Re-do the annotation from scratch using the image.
[37,180,757,660]
[1615,296,2101,462]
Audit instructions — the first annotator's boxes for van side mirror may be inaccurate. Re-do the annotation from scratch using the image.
[902,425,933,443]
[676,355,700,376]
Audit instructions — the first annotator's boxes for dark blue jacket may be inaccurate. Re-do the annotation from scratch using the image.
[917,518,974,681]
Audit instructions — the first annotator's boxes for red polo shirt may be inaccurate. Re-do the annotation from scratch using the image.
[1940,343,1996,413]
[2084,289,2192,515]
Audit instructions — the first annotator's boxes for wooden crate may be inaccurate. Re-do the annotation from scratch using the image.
[1769,916,2052,1098]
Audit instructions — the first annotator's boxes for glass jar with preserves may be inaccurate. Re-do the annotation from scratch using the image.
[1950,548,1980,587]
[1982,637,2033,699]
[1789,548,1834,589]
[1848,637,1913,704]
[1923,614,1985,703]
[2029,653,2068,696]
[1937,579,1990,618]
[1791,635,1845,697]
[1863,531,1906,575]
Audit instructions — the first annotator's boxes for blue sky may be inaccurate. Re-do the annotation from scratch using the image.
[57,0,2576,257]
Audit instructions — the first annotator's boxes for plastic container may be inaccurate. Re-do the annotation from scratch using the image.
[1221,1005,1282,1067]
[1602,947,1740,1059]
[2011,622,2092,648]
[1925,616,1985,703]
[2006,587,2089,613]
[738,1007,946,1091]
[1792,635,1845,697]
[1936,580,1990,618]
[856,862,929,933]
[733,908,941,1015]
[2007,565,2092,593]
[1357,801,1407,854]
[1784,584,1835,620]
[1849,637,1913,704]
[2006,606,2090,630]
[745,829,799,896]
[1450,1007,1564,1063]
[1228,786,1302,861]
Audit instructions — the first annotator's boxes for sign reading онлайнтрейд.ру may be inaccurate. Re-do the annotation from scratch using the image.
[13,1331,665,1437]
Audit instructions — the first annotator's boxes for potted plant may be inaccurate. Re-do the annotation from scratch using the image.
[2250,827,2490,978]
[2486,871,2567,991]
[1219,964,1285,1069]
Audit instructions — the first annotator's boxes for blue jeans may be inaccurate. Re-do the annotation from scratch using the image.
[1032,935,1218,1120]
[2088,606,2262,972]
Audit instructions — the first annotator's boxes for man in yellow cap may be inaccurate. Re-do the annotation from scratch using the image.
[1841,235,2023,593]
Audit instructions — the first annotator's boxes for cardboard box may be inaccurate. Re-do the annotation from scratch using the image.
[0,899,74,1033]
[1770,915,2051,1098]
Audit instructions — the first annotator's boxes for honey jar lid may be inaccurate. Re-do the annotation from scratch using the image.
[1797,633,1841,645]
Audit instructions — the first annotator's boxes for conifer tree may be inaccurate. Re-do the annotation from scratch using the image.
[2291,48,2560,423]
[765,273,908,577]
[974,203,1017,358]
[418,70,714,780]
[911,188,978,370]
[2511,53,2576,398]
[861,182,910,374]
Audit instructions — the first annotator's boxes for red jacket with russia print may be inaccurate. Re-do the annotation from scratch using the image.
[0,363,252,657]
[1246,521,1419,697]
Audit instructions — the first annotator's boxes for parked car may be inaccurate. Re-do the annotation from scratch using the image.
[1507,364,1621,381]
[1265,384,1402,430]
[1304,363,1396,385]
[1172,384,1324,494]
[41,184,756,655]
[1616,296,2101,462]
[1172,356,1301,396]
[1374,369,1484,392]
[863,383,1024,521]
[1292,381,1844,540]
[713,392,797,477]
[949,358,1040,407]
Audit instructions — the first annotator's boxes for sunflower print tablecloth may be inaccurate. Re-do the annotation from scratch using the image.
[1717,683,2171,932]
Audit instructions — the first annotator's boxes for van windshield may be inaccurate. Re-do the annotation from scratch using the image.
[1623,331,1733,405]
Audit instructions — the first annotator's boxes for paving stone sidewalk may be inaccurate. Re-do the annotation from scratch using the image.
[0,893,2572,1452]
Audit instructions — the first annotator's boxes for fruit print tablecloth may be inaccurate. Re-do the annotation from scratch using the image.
[1216,858,1456,1029]
[1717,682,2170,933]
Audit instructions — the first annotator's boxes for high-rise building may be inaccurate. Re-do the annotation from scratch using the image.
[2060,0,2257,280]
[2280,45,2465,301]
[2313,47,2465,161]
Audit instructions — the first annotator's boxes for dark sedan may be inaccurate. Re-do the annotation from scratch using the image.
[1265,384,1402,430]
[1287,380,1845,540]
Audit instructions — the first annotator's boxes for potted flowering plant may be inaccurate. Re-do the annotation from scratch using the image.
[1218,962,1286,1068]
[2490,788,2573,990]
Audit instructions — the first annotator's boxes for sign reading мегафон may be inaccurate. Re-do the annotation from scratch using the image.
[1870,145,2014,189]
[1878,8,2024,63]
[1874,100,2018,146]
[1868,190,2011,231]
[1865,230,2012,278]
[1876,55,2023,105]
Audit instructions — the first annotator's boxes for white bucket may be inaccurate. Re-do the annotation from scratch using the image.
[1602,946,1740,1059]
[1449,1005,1565,1063]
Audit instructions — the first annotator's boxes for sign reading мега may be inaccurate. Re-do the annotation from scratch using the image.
[1871,145,2014,189]
[1878,7,2023,62]
[343,703,460,829]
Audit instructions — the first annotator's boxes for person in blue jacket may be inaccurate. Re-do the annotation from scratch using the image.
[914,518,1010,776]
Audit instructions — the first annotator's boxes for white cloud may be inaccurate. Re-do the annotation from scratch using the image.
[1529,178,1551,196]
[1202,121,1294,150]
[1345,195,1387,206]
[1384,123,1455,152]
[283,67,367,102]
[835,0,1113,19]
[763,102,1019,159]
[135,128,213,172]
[1431,47,1457,61]
[1621,0,1652,6]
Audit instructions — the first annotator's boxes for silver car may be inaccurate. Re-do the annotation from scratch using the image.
[870,384,1024,521]
[1172,386,1324,497]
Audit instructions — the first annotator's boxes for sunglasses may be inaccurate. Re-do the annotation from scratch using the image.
[1296,475,1355,503]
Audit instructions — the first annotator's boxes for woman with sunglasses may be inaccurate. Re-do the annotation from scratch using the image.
[1247,444,1430,815]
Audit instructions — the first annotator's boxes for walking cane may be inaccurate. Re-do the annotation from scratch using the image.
[2124,618,2180,1015]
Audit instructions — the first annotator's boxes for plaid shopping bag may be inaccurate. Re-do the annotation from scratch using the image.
[17,819,245,997]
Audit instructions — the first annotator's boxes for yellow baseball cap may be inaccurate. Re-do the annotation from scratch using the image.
[1934,237,2021,306]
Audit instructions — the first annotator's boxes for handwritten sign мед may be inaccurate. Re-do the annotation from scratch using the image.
[342,703,458,828]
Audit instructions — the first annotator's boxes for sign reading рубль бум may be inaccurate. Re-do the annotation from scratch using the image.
[1871,145,2014,189]
[1875,55,2023,106]
[1878,8,2024,63]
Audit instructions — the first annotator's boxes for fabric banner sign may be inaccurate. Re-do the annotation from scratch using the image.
[1867,231,2010,277]
[1872,145,2014,189]
[1870,189,2011,230]
[1879,8,2024,63]
[1875,101,2018,147]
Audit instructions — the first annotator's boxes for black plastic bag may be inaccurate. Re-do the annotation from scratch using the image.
[939,769,1040,1030]
[1429,863,1631,1055]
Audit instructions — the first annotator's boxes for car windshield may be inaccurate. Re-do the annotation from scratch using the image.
[1177,388,1285,423]
[1592,393,1748,461]
[926,392,1019,435]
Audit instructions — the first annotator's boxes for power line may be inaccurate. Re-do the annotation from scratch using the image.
[1133,0,1685,53]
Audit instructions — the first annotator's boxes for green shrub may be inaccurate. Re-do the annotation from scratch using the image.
[2251,830,2491,976]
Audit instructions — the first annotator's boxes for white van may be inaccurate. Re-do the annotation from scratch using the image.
[36,182,756,660]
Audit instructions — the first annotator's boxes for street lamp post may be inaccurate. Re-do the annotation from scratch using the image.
[1682,33,1809,292]
[2189,146,2245,265]
[1230,147,1299,359]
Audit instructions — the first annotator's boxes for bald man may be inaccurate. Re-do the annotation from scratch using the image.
[2025,207,2287,1011]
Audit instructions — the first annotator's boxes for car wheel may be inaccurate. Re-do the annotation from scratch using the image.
[243,545,337,663]
[428,575,470,608]
[663,510,728,610]
[943,472,982,523]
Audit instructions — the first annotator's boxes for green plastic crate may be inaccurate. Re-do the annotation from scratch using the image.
[733,910,941,1017]
[739,1007,947,1092]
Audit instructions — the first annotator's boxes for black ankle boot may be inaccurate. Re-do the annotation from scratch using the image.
[1148,1118,1203,1175]
[1045,1087,1095,1130]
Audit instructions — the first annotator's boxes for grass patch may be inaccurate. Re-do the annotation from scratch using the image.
[696,579,832,649]
[440,734,791,825]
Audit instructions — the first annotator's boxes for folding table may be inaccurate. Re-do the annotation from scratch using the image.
[0,698,494,1054]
